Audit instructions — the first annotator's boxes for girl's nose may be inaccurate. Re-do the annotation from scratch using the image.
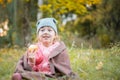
[43,30,49,34]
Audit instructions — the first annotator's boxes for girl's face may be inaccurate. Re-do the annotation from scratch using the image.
[38,26,56,47]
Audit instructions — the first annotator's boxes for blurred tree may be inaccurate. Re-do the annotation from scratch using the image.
[76,0,120,47]
[0,0,12,47]
[0,0,11,7]
[101,0,120,42]
[0,0,38,47]
[40,0,101,17]
[14,0,38,47]
[89,0,120,47]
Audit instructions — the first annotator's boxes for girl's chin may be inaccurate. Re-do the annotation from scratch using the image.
[43,41,50,44]
[42,40,54,46]
[43,41,52,44]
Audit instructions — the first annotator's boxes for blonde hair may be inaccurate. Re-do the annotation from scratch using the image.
[53,34,60,43]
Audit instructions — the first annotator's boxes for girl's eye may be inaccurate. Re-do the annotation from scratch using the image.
[40,29,44,32]
[48,29,52,32]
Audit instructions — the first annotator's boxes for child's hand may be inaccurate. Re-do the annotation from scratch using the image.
[28,53,35,66]
[27,44,38,66]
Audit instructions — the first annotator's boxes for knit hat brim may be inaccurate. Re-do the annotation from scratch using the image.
[36,18,58,34]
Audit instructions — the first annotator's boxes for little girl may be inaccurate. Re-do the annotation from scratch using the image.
[12,18,79,80]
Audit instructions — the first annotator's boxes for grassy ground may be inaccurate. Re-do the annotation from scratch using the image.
[0,46,120,80]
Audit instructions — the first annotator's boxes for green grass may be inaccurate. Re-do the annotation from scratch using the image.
[0,48,25,80]
[0,46,120,80]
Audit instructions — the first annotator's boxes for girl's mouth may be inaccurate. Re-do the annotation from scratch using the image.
[42,35,50,39]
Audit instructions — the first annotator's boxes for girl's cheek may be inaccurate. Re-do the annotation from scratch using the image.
[38,32,43,37]
[38,32,42,35]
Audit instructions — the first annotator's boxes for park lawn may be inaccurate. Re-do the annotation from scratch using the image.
[0,46,120,80]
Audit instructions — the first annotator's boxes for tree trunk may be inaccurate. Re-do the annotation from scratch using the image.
[16,0,31,47]
[37,0,43,20]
